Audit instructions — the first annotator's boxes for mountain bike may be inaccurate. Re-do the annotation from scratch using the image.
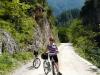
[33,51,41,69]
[43,52,58,75]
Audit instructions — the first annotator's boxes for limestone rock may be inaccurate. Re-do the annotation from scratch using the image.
[0,29,19,54]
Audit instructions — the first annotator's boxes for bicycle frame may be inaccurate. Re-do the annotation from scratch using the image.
[43,51,58,75]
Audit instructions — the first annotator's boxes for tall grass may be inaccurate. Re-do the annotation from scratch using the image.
[0,51,33,75]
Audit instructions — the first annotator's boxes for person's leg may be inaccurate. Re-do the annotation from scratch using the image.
[53,55,59,72]
[53,55,62,75]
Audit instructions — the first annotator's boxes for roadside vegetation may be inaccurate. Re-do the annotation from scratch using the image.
[57,1,100,68]
[0,1,36,74]
[0,51,33,75]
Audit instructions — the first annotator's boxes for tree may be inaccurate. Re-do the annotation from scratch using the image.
[80,0,100,31]
[57,8,80,26]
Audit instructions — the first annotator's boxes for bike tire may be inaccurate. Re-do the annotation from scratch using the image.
[33,58,41,69]
[43,60,51,75]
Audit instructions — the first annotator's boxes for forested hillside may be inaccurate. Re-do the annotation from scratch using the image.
[57,0,100,68]
[47,0,85,15]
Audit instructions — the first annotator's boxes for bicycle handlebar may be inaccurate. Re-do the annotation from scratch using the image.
[45,51,59,55]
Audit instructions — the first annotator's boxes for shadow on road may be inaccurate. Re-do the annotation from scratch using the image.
[88,65,100,75]
[27,66,35,70]
[88,67,98,72]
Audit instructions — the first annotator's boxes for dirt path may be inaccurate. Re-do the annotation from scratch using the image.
[12,43,100,75]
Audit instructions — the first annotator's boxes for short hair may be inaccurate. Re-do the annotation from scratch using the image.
[49,37,55,42]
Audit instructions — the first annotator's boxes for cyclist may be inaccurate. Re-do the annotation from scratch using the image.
[45,37,62,75]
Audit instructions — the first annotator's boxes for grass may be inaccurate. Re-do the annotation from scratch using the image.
[0,51,33,75]
[13,51,33,63]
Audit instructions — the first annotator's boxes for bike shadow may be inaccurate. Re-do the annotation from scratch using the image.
[27,66,35,70]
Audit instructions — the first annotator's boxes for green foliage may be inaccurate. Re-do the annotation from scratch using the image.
[47,6,53,18]
[48,15,59,42]
[79,0,100,67]
[52,25,58,37]
[0,9,5,16]
[80,0,100,31]
[0,0,37,47]
[58,27,69,43]
[37,0,47,6]
[14,17,36,43]
[0,0,57,75]
[67,19,84,42]
[57,9,80,26]
[13,51,33,62]
[67,19,100,67]
[0,1,36,74]
[0,53,18,75]
[0,51,33,75]
[0,18,36,44]
[0,20,15,33]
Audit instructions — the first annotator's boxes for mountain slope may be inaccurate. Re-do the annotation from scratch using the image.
[47,0,85,15]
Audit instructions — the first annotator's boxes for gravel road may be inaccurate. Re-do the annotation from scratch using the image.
[12,43,100,75]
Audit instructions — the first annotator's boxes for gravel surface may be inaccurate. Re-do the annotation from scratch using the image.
[12,43,100,75]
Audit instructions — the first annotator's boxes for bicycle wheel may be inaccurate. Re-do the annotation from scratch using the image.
[43,60,51,75]
[33,58,41,69]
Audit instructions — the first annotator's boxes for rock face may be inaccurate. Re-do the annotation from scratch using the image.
[32,17,52,52]
[0,1,57,54]
[0,5,55,54]
[26,4,53,52]
[0,29,19,54]
[0,17,53,54]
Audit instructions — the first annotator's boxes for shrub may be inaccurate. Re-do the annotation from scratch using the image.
[0,53,18,75]
[13,51,33,62]
[0,51,33,75]
[67,19,100,67]
[58,27,69,43]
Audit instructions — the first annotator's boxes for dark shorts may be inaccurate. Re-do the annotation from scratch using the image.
[50,55,58,63]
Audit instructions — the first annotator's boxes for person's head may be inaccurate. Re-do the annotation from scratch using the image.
[49,37,55,44]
